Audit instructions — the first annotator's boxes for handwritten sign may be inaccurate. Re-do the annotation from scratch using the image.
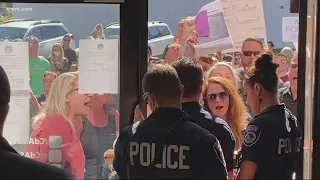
[282,17,299,42]
[220,0,268,52]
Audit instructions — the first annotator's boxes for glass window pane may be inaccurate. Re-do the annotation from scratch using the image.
[157,26,170,36]
[39,26,55,40]
[148,26,160,40]
[2,3,121,180]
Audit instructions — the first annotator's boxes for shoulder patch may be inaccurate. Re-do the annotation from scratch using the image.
[243,125,261,147]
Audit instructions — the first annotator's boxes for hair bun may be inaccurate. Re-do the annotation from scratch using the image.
[254,52,278,73]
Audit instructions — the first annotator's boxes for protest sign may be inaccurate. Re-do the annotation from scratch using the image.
[282,16,299,42]
[221,0,268,52]
[194,0,233,57]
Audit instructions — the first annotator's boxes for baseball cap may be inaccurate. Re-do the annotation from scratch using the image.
[63,34,72,40]
[0,65,10,105]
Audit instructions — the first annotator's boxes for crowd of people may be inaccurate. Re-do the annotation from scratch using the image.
[0,16,302,180]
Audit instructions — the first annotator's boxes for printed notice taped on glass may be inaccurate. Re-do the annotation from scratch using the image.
[78,39,119,94]
[194,0,233,58]
[0,42,30,145]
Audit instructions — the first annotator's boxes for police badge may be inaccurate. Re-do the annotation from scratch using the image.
[244,125,261,147]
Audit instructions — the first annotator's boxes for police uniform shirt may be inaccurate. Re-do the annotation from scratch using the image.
[114,108,227,179]
[279,86,297,117]
[182,102,235,172]
[241,104,302,179]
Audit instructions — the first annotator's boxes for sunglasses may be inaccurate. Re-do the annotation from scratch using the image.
[290,63,298,69]
[206,91,229,102]
[242,51,260,57]
[142,91,152,103]
[277,59,287,64]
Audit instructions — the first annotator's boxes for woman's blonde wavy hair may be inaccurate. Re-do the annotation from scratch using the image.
[207,62,239,90]
[32,72,78,131]
[203,76,248,149]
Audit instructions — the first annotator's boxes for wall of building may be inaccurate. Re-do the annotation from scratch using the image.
[13,0,297,49]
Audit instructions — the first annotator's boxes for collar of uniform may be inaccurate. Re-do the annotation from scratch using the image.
[151,107,187,121]
[182,102,201,114]
[0,136,17,154]
[258,104,286,116]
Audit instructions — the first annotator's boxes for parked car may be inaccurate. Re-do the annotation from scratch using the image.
[0,19,77,57]
[104,21,174,57]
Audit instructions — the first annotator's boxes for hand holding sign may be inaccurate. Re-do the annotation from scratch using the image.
[196,10,210,37]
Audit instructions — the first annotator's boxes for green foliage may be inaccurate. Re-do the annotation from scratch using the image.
[0,3,13,24]
[0,11,12,24]
[0,3,11,8]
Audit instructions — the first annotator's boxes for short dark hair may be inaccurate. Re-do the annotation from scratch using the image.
[242,37,264,50]
[268,41,275,48]
[245,51,278,93]
[171,56,203,97]
[0,65,10,122]
[142,64,181,101]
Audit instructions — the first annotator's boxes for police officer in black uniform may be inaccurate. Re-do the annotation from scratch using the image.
[237,51,302,179]
[114,64,227,179]
[172,56,236,178]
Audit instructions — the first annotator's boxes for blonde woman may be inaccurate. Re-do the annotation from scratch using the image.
[203,77,248,150]
[48,43,68,75]
[90,24,106,39]
[26,72,91,179]
[207,62,239,90]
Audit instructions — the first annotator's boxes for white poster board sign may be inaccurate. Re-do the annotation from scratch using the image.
[78,39,119,94]
[194,0,234,57]
[282,17,299,42]
[0,42,30,145]
[221,0,268,52]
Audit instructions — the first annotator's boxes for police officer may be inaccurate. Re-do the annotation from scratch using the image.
[114,64,227,179]
[237,52,302,179]
[171,56,235,178]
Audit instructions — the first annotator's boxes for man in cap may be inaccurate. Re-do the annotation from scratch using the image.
[62,34,77,71]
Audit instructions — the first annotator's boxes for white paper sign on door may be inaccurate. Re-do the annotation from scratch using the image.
[0,42,30,145]
[221,0,268,52]
[78,39,119,94]
[282,17,299,42]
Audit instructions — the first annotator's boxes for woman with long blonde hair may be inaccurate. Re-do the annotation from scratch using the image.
[48,43,68,75]
[90,23,106,39]
[26,72,91,179]
[203,76,248,149]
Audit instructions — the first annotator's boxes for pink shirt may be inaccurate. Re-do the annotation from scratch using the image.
[26,114,85,179]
